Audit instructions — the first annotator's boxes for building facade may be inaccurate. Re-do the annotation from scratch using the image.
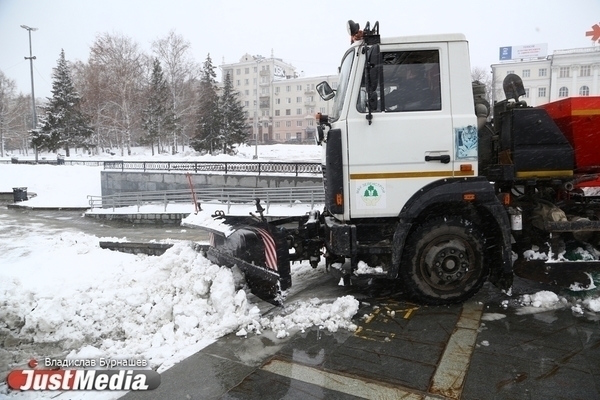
[491,46,600,107]
[220,54,337,144]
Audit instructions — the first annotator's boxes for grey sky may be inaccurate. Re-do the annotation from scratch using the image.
[1,0,599,99]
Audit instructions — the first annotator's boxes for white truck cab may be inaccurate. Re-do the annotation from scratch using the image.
[318,26,478,222]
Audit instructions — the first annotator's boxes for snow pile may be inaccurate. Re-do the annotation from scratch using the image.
[519,290,561,308]
[0,240,358,399]
[1,240,262,373]
[354,260,385,275]
[251,296,359,339]
[0,234,359,380]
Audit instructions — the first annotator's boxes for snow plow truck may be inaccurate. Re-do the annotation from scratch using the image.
[193,21,600,305]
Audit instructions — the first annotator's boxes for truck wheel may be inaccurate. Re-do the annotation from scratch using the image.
[400,217,488,304]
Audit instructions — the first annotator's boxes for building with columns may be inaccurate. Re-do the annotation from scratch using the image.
[491,46,600,107]
[220,54,338,144]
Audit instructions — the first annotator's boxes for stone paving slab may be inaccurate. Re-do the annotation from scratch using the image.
[121,279,600,400]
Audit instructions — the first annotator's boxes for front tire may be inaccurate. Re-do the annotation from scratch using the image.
[400,216,488,304]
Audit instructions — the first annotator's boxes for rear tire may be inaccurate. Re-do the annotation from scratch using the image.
[400,216,488,304]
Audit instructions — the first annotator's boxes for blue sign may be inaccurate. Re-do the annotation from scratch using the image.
[499,47,512,61]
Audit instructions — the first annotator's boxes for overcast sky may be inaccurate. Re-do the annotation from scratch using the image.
[1,0,599,99]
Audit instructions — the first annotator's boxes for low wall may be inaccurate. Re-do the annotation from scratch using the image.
[101,171,323,197]
[86,212,189,225]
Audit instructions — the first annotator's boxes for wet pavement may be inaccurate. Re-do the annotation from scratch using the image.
[0,206,208,242]
[122,276,600,400]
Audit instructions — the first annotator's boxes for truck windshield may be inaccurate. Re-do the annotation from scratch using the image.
[330,49,355,122]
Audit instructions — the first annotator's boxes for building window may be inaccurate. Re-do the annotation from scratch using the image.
[296,97,302,103]
[558,87,569,97]
[275,87,280,94]
[286,86,291,92]
[286,98,291,104]
[275,98,281,105]
[286,121,291,127]
[559,67,570,78]
[581,65,591,77]
[580,86,590,96]
[237,68,241,75]
[507,70,514,75]
[286,109,291,115]
[245,101,249,107]
[538,87,547,97]
[522,69,530,78]
[275,110,280,116]
[296,109,302,115]
[539,68,547,77]
[523,88,530,98]
[297,120,303,127]
[245,68,249,74]
[275,122,280,128]
[236,80,240,86]
[297,85,302,91]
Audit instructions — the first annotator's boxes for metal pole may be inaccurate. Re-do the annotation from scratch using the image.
[21,25,38,163]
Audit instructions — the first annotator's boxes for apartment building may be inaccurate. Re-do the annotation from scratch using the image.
[220,54,337,144]
[491,46,600,107]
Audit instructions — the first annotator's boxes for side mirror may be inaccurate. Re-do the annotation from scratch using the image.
[316,81,335,101]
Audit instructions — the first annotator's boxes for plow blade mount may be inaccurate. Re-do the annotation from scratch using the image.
[513,258,600,288]
[207,226,291,305]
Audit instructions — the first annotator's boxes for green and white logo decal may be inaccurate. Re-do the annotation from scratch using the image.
[356,181,386,209]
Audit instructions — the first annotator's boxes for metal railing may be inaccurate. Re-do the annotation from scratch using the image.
[1,159,109,166]
[2,159,323,176]
[103,161,322,176]
[87,186,325,213]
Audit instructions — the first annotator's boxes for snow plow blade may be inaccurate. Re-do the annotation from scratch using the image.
[513,258,600,288]
[206,226,291,306]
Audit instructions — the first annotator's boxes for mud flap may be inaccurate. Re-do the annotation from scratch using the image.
[513,259,600,288]
[207,226,291,305]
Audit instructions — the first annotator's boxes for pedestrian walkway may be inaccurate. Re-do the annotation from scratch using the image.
[120,278,600,399]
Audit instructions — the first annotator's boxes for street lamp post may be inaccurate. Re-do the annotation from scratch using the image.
[21,24,38,163]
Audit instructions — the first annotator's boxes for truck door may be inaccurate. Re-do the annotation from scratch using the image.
[346,43,463,219]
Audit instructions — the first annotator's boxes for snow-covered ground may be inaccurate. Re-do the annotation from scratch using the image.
[0,144,359,399]
[1,144,600,399]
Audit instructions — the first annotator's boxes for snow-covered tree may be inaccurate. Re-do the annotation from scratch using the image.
[36,49,93,156]
[142,58,176,155]
[219,72,249,154]
[191,54,220,154]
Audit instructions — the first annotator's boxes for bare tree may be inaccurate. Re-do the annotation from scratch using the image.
[471,66,493,103]
[0,72,31,156]
[86,32,148,156]
[152,30,200,153]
